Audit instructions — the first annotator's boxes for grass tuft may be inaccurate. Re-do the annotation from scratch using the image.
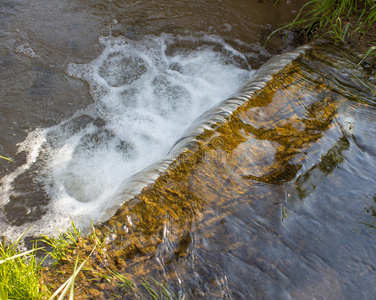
[267,0,376,65]
[40,221,82,264]
[268,0,376,46]
[0,232,47,300]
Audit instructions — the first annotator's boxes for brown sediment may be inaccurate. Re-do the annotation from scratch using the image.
[39,43,370,299]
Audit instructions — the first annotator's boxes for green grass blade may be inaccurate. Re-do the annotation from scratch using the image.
[108,269,134,290]
[0,156,14,162]
[353,74,376,94]
[0,283,8,300]
[358,46,376,65]
[0,247,43,265]
[141,278,159,300]
[150,278,175,300]
[68,257,79,300]
[48,246,96,300]
[48,278,71,300]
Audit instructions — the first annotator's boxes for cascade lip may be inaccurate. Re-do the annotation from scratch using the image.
[41,42,376,299]
[0,34,256,238]
[98,43,311,223]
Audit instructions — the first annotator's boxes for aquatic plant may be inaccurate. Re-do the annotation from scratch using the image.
[141,277,177,300]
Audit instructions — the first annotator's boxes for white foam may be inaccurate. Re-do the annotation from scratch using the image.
[0,34,253,236]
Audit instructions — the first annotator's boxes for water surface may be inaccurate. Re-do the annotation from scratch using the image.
[0,0,306,235]
[90,45,376,299]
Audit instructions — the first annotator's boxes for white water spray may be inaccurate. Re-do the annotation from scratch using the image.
[0,34,253,236]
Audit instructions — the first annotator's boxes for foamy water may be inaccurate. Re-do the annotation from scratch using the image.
[0,34,254,236]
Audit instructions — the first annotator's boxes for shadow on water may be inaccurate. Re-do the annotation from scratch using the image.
[42,44,376,299]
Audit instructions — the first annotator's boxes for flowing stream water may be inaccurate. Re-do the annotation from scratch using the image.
[81,44,376,299]
[0,0,306,236]
[2,0,376,299]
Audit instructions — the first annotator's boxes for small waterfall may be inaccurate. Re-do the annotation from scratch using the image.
[100,44,310,222]
[43,43,376,299]
[0,34,254,237]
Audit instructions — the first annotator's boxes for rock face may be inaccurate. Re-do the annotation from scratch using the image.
[44,43,376,299]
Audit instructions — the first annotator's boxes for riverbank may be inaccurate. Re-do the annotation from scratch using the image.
[270,0,376,65]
